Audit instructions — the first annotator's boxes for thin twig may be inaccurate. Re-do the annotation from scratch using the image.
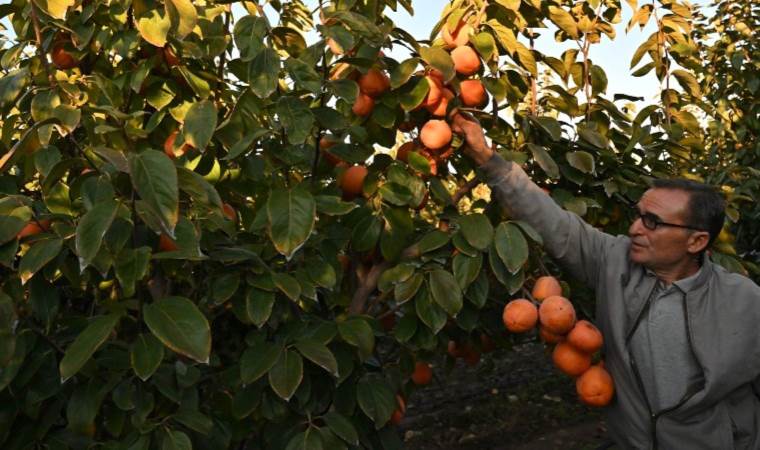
[30,4,58,89]
[216,11,232,105]
[451,177,481,206]
[349,260,390,315]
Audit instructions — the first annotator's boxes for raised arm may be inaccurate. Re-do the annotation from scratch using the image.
[451,114,619,288]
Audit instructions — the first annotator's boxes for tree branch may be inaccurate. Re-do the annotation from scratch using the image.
[30,4,58,89]
[452,176,482,206]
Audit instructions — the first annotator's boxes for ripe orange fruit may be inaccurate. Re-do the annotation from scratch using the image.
[411,361,433,385]
[442,21,472,49]
[51,43,78,70]
[567,320,603,354]
[539,326,566,344]
[447,340,462,358]
[422,76,443,109]
[576,364,615,407]
[552,341,592,377]
[428,68,446,84]
[17,219,51,239]
[459,79,488,107]
[538,295,577,334]
[502,299,538,333]
[358,68,390,97]
[163,130,192,159]
[480,333,497,353]
[339,165,368,198]
[352,92,375,116]
[390,395,406,425]
[163,46,180,67]
[222,203,236,221]
[159,233,179,252]
[420,120,452,150]
[451,46,481,76]
[532,276,563,301]
[427,88,455,117]
[463,348,481,366]
[319,136,345,166]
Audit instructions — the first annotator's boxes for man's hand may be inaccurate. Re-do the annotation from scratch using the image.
[451,113,494,166]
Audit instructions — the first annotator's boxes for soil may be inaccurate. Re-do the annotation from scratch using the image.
[398,342,611,450]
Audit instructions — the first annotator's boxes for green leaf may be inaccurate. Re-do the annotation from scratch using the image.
[526,143,559,179]
[245,288,276,327]
[294,339,338,376]
[0,69,29,112]
[130,333,164,381]
[315,195,357,216]
[390,58,419,88]
[162,429,192,450]
[240,341,282,383]
[548,6,579,39]
[307,258,337,289]
[115,247,151,298]
[166,0,197,39]
[128,150,179,234]
[471,32,496,61]
[590,65,607,96]
[276,96,314,145]
[268,349,303,401]
[33,0,75,20]
[395,272,423,304]
[0,214,28,245]
[324,412,359,446]
[338,318,374,357]
[671,69,701,97]
[351,215,382,252]
[419,47,455,82]
[494,222,529,273]
[578,128,609,148]
[415,286,446,333]
[19,237,63,285]
[514,43,537,77]
[172,409,213,435]
[453,252,482,290]
[135,6,171,47]
[400,77,430,112]
[267,187,316,260]
[328,79,358,104]
[176,167,223,209]
[356,374,396,428]
[59,314,121,382]
[285,428,324,450]
[566,151,595,174]
[143,297,211,364]
[76,199,119,271]
[286,58,322,94]
[458,214,493,250]
[184,100,217,151]
[272,272,301,301]
[428,269,463,316]
[249,47,280,97]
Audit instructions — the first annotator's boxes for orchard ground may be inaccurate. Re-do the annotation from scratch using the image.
[398,342,607,449]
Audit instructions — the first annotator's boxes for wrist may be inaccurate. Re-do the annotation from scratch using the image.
[472,146,494,166]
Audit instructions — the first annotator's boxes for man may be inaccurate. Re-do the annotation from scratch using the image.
[451,113,760,449]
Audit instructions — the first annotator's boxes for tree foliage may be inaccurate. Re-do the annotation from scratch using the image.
[0,0,755,449]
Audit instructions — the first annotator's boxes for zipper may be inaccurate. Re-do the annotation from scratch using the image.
[625,282,658,449]
[626,287,706,450]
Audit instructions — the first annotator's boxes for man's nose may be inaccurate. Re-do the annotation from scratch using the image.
[629,217,644,236]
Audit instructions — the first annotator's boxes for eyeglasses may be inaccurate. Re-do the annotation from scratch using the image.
[629,207,705,232]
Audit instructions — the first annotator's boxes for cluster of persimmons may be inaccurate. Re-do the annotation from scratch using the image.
[503,276,615,407]
[321,16,490,203]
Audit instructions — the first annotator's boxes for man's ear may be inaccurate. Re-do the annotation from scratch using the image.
[687,231,710,255]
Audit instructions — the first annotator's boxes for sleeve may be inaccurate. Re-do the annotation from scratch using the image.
[478,153,619,288]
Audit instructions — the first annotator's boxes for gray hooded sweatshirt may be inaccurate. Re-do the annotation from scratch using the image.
[480,154,760,450]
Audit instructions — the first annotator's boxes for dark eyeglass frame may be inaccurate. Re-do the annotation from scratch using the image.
[630,207,705,232]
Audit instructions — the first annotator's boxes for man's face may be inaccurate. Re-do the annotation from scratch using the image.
[628,188,697,270]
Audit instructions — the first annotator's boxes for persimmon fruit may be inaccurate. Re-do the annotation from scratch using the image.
[411,362,433,385]
[340,165,368,198]
[451,46,481,76]
[352,93,375,116]
[358,68,390,97]
[538,295,577,334]
[532,276,563,301]
[459,79,488,107]
[420,120,452,150]
[553,341,592,377]
[567,320,603,354]
[502,299,538,333]
[576,364,615,407]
